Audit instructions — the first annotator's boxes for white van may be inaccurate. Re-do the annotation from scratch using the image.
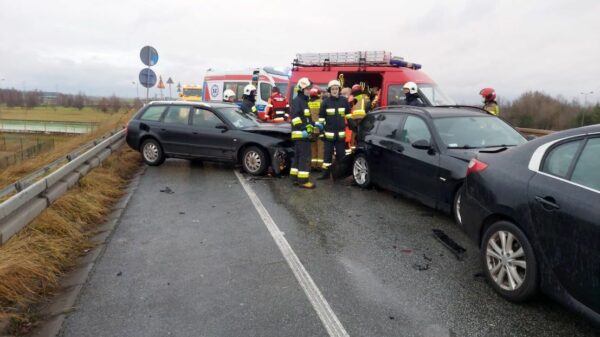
[202,67,290,119]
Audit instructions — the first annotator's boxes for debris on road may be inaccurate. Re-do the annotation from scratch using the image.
[423,254,432,262]
[432,229,466,260]
[116,271,122,277]
[160,186,174,194]
[412,263,430,271]
[179,211,185,215]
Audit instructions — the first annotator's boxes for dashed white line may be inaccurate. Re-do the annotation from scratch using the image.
[234,171,350,337]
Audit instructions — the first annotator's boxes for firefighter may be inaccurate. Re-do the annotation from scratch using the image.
[290,77,317,189]
[264,86,290,121]
[223,89,236,103]
[480,87,500,115]
[349,84,371,118]
[369,86,381,110]
[308,86,324,170]
[240,84,257,115]
[403,81,425,107]
[318,79,351,180]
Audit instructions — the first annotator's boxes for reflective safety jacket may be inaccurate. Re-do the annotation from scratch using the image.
[351,93,370,119]
[241,98,257,114]
[319,95,351,141]
[483,101,500,116]
[290,92,314,141]
[266,92,289,120]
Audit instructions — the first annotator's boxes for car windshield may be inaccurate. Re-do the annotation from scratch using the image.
[183,89,202,96]
[433,116,527,149]
[217,107,260,128]
[417,83,455,106]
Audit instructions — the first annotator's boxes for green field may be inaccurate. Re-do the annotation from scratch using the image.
[0,106,116,122]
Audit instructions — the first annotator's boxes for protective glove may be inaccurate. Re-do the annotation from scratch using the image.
[301,130,309,139]
[315,122,324,131]
[306,124,314,134]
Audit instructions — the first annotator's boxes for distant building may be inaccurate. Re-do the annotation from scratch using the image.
[41,92,58,105]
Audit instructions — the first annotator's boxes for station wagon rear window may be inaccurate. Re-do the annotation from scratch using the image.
[140,106,166,121]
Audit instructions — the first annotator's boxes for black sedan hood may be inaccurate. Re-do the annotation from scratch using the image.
[241,123,291,135]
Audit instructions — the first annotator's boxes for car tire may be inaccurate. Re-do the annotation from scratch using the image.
[453,185,464,226]
[141,138,165,166]
[242,146,268,176]
[352,153,371,188]
[481,220,538,302]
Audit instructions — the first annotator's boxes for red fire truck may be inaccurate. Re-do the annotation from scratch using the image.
[288,51,454,107]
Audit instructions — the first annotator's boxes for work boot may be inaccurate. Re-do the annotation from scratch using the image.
[291,178,299,186]
[317,169,330,180]
[299,182,316,189]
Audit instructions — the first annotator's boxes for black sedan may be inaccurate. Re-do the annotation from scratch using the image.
[351,106,527,221]
[126,101,292,175]
[461,124,600,325]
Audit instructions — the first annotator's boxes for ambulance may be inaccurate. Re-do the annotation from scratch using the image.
[202,67,290,120]
[288,51,454,107]
[179,84,203,101]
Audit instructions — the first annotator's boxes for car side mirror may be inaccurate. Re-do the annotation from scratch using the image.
[412,139,431,150]
[215,123,229,132]
[525,135,537,141]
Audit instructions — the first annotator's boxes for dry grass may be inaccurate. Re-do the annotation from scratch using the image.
[0,146,141,333]
[0,109,134,188]
[0,107,117,123]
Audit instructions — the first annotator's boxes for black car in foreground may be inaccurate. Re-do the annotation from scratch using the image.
[126,101,292,175]
[461,124,600,325]
[351,106,527,221]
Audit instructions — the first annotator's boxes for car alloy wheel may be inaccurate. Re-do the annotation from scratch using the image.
[353,154,370,187]
[485,230,527,291]
[242,146,267,176]
[143,142,159,163]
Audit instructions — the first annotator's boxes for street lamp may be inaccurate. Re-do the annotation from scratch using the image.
[580,91,594,126]
[132,81,139,100]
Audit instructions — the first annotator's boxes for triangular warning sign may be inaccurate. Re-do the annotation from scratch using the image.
[157,76,165,89]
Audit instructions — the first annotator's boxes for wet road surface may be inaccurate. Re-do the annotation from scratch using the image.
[60,160,599,337]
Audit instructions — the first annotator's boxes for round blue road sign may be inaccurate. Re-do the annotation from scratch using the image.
[139,68,157,88]
[140,46,159,66]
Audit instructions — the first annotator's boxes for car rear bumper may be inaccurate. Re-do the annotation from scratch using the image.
[460,189,492,245]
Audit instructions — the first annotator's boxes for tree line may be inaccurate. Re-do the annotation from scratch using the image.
[0,89,144,113]
[500,91,600,130]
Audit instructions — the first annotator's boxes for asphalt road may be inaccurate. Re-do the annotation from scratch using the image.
[60,160,599,337]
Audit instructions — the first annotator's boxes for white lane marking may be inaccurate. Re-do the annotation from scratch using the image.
[234,171,350,337]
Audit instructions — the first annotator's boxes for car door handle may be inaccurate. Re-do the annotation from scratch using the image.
[160,128,167,132]
[192,131,198,135]
[535,196,560,210]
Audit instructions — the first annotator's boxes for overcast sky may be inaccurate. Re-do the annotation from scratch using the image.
[1,0,598,104]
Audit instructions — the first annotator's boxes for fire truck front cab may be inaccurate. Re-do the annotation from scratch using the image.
[203,67,290,120]
[288,51,454,108]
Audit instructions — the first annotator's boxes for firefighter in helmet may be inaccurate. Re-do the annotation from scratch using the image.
[308,86,324,169]
[403,82,425,107]
[480,87,500,115]
[223,89,236,103]
[240,84,257,115]
[290,77,318,189]
[318,79,351,180]
[264,86,290,121]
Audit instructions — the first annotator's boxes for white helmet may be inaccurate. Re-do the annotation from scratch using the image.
[297,77,312,90]
[223,89,236,101]
[403,81,418,94]
[327,79,341,89]
[243,84,256,96]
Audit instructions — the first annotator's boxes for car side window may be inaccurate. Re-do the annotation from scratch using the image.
[163,106,191,125]
[399,115,432,144]
[542,140,582,178]
[259,82,272,101]
[375,114,404,139]
[139,106,166,121]
[192,108,222,128]
[570,138,600,190]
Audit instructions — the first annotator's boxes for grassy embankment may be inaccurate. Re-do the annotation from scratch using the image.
[0,106,142,334]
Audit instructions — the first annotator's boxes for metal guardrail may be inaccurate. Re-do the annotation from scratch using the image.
[0,129,126,245]
[0,129,123,200]
[516,127,554,137]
